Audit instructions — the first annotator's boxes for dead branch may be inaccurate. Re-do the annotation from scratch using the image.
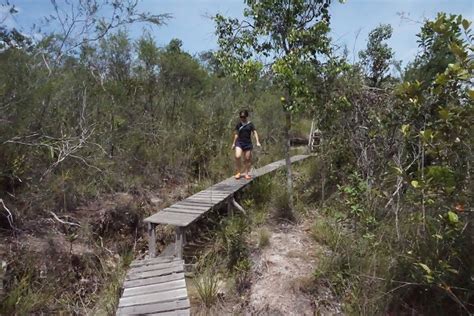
[0,199,15,230]
[50,211,81,227]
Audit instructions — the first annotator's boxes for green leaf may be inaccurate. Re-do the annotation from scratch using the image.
[462,19,471,30]
[420,129,433,142]
[435,73,448,85]
[393,166,403,175]
[468,89,474,100]
[447,211,459,224]
[450,43,467,60]
[401,124,410,136]
[433,234,443,240]
[411,180,420,188]
[418,263,432,275]
[438,108,450,120]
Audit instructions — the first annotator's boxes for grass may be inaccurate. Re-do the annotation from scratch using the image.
[257,228,271,249]
[0,273,53,315]
[192,270,220,308]
[91,250,134,315]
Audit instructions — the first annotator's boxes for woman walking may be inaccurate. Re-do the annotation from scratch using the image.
[232,110,261,179]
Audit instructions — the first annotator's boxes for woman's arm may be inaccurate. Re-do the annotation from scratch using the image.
[232,133,238,149]
[253,130,261,147]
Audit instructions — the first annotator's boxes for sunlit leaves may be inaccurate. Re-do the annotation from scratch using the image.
[214,0,332,113]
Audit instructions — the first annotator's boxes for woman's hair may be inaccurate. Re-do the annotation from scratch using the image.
[239,110,249,118]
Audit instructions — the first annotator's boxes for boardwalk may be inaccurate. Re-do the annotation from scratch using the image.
[144,154,309,258]
[117,256,189,315]
[117,154,311,315]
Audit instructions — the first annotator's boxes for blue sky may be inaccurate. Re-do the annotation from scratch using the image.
[1,0,473,65]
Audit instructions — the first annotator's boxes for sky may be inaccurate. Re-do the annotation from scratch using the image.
[1,0,473,66]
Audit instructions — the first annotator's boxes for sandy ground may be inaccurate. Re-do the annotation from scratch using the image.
[246,221,343,316]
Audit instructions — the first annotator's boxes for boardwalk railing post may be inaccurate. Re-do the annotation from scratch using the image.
[148,222,156,258]
[175,227,184,259]
[227,198,234,217]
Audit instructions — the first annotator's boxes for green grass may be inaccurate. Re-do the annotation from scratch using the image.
[257,228,271,249]
[193,270,220,308]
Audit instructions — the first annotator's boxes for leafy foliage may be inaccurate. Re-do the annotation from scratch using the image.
[358,24,396,87]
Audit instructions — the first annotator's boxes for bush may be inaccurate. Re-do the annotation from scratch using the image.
[193,270,220,308]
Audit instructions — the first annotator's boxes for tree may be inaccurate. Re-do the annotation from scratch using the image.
[404,13,465,86]
[215,0,333,215]
[358,24,395,87]
[392,14,472,312]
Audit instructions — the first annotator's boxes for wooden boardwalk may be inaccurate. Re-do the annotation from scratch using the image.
[144,154,309,258]
[117,256,189,315]
[116,154,311,315]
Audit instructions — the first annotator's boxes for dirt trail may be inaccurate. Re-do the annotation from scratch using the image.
[246,221,342,315]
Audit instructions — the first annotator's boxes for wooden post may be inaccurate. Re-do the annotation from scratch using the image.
[227,198,234,217]
[175,227,184,259]
[148,222,156,258]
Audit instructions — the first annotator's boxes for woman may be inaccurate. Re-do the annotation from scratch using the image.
[232,110,261,180]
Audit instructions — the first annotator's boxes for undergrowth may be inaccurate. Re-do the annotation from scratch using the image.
[297,155,473,315]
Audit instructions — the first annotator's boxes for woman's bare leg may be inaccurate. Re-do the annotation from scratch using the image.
[235,147,243,174]
[244,150,252,175]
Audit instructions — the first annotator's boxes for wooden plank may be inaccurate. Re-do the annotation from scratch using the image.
[145,212,198,226]
[130,257,180,268]
[195,190,230,194]
[193,192,229,197]
[149,309,190,316]
[170,203,210,210]
[118,288,188,307]
[126,265,184,281]
[186,196,224,204]
[165,207,207,215]
[127,261,183,274]
[122,279,186,297]
[175,201,214,207]
[150,212,198,221]
[194,189,230,194]
[187,195,225,200]
[117,299,190,315]
[124,272,185,288]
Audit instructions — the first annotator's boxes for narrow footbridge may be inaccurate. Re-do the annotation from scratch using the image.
[117,154,310,315]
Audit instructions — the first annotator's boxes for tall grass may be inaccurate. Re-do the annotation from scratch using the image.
[193,270,220,308]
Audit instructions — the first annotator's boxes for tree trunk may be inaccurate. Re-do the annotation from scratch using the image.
[284,110,294,212]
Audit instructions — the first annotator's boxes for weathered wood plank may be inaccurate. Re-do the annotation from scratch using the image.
[145,212,198,226]
[186,195,224,203]
[117,298,190,315]
[124,272,185,288]
[193,192,229,197]
[170,203,210,210]
[130,257,179,268]
[148,309,190,316]
[126,265,184,281]
[118,288,188,307]
[126,261,183,274]
[122,279,186,297]
[175,201,214,207]
[164,207,207,215]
